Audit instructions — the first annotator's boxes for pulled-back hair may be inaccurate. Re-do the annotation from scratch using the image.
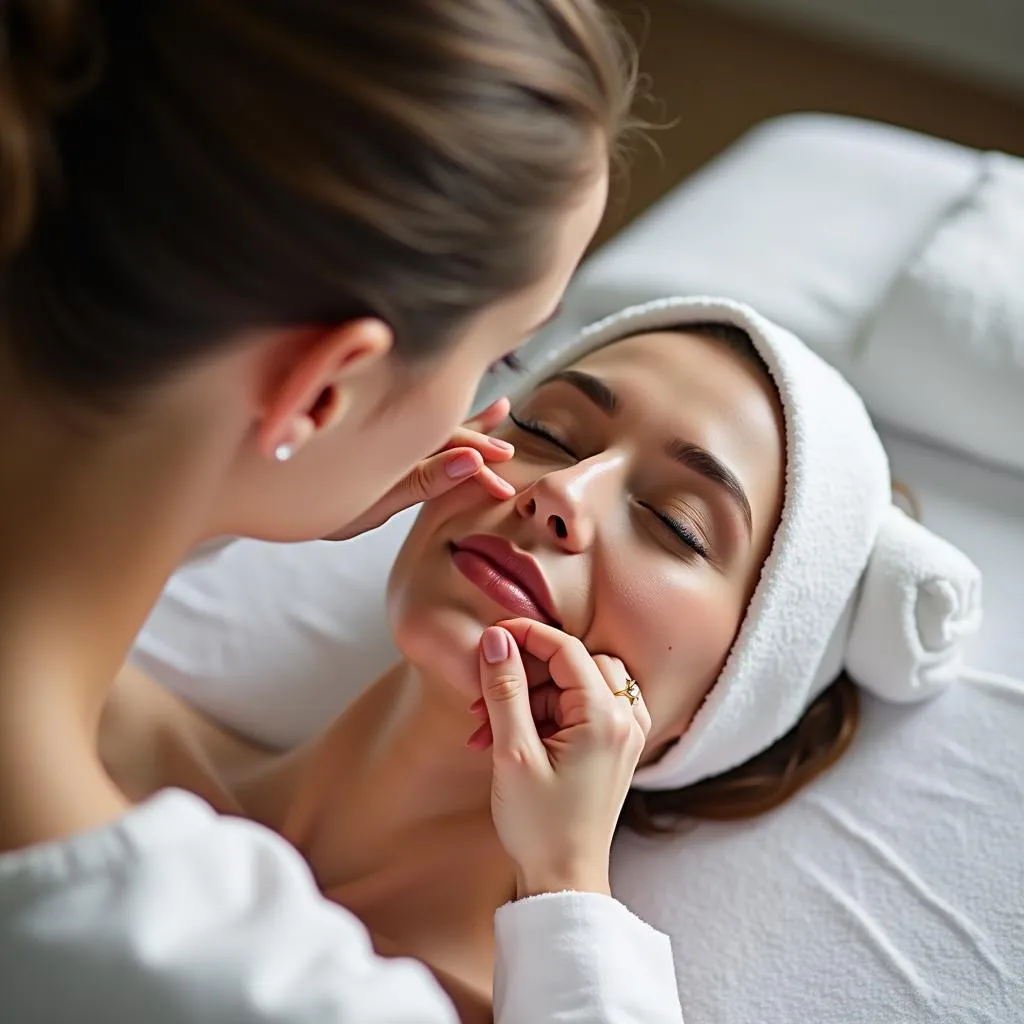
[0,0,637,403]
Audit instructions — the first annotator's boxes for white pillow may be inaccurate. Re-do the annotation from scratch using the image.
[134,513,415,749]
[849,151,1024,475]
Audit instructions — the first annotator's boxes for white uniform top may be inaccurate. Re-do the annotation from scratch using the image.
[0,789,685,1023]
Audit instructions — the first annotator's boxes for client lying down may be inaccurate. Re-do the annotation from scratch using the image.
[103,297,980,1019]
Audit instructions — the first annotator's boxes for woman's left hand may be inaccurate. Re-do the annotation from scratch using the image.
[327,397,515,542]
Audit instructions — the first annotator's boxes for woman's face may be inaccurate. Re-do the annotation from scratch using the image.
[387,328,786,760]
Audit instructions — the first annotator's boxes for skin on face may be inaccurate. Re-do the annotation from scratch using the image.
[387,328,786,764]
[209,166,610,542]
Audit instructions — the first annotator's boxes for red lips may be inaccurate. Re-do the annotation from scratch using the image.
[451,533,560,627]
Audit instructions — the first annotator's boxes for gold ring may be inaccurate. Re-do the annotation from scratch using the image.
[613,678,641,706]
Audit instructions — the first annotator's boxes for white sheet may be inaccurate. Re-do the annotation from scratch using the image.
[613,427,1024,1024]
[134,114,1024,1021]
[613,666,1024,1024]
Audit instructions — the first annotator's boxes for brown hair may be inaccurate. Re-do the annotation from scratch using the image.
[621,674,860,833]
[0,0,636,404]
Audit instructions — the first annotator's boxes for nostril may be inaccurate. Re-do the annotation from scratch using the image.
[550,515,568,540]
[525,498,537,516]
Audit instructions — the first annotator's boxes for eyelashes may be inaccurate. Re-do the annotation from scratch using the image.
[508,411,577,458]
[640,504,709,559]
[508,412,710,560]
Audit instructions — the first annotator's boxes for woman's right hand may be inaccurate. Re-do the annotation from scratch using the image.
[469,619,651,899]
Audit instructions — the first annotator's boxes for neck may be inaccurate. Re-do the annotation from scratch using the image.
[0,373,244,847]
[255,660,500,889]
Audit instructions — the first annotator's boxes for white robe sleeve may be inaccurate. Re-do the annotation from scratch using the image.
[0,791,458,1024]
[1,790,684,1023]
[494,891,685,1023]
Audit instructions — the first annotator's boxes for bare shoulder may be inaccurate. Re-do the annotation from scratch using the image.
[101,664,274,812]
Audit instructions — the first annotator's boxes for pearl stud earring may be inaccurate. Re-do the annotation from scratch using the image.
[274,443,294,463]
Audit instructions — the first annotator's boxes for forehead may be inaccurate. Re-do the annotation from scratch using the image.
[562,328,786,536]
[572,329,778,429]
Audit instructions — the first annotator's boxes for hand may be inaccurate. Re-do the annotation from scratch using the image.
[469,620,651,899]
[327,398,516,542]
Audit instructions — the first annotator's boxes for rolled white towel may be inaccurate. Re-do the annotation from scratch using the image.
[846,505,983,702]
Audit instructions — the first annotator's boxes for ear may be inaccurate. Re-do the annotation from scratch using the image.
[257,318,393,462]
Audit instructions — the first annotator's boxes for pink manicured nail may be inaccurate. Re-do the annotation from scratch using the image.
[490,438,514,453]
[482,626,510,664]
[446,453,479,479]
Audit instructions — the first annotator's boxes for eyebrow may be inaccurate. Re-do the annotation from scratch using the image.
[547,369,618,414]
[544,369,753,535]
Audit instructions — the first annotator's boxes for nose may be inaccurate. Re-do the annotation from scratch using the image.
[514,457,622,553]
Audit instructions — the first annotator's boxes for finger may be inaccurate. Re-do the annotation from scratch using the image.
[464,397,510,434]
[472,464,516,500]
[593,655,652,739]
[497,619,609,700]
[468,683,560,721]
[592,654,628,695]
[466,682,560,751]
[441,426,515,463]
[477,626,547,763]
[325,442,500,541]
[405,448,485,505]
[465,721,493,751]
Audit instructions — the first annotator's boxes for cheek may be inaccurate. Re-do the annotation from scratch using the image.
[589,553,744,738]
[385,485,498,700]
[378,364,485,478]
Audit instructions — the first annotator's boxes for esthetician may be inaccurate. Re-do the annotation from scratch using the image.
[0,2,683,1022]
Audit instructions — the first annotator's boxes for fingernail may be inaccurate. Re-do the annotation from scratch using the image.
[446,453,479,480]
[482,626,510,664]
[490,438,514,453]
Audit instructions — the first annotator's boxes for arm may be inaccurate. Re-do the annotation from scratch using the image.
[494,892,684,1024]
[474,622,686,1023]
[4,800,462,1023]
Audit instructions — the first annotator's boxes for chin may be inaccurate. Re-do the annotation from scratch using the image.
[387,502,502,702]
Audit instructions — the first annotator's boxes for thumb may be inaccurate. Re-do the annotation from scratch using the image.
[478,627,546,762]
[325,449,484,541]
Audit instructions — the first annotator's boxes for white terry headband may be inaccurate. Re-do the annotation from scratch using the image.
[518,296,982,791]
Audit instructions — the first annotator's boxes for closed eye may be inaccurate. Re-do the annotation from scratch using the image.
[640,502,709,559]
[508,412,577,458]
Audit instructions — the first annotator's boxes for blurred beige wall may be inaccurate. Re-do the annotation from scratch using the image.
[597,0,1024,246]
